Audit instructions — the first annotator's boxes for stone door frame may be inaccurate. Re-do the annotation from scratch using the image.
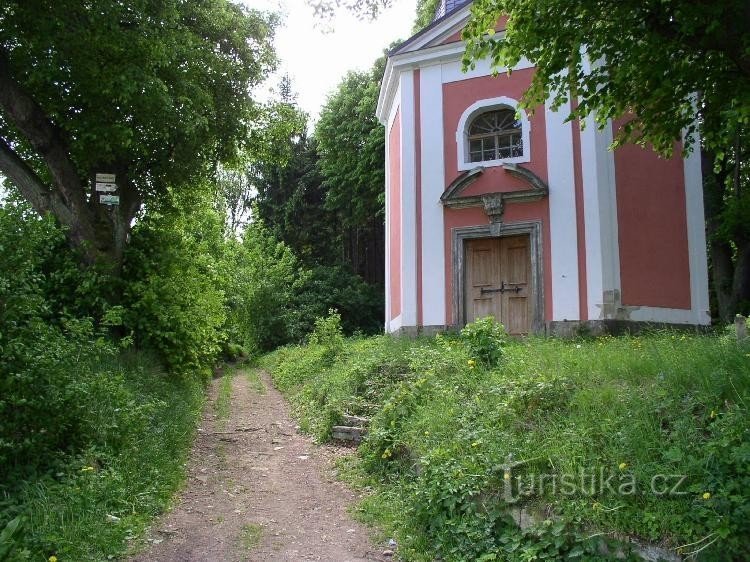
[452,220,544,333]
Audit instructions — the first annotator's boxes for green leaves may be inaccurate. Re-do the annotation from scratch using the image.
[462,0,750,156]
[315,56,386,228]
[0,0,277,256]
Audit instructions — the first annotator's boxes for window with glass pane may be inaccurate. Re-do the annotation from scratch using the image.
[468,109,522,162]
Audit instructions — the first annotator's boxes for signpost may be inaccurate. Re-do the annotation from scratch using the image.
[99,194,120,205]
[94,173,119,205]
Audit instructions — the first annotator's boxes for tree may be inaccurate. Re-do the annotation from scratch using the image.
[461,0,750,321]
[306,0,392,20]
[217,79,308,237]
[0,0,276,270]
[413,0,441,31]
[463,0,749,155]
[315,56,387,285]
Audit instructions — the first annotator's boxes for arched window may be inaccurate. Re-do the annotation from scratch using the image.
[468,109,523,163]
[456,97,530,171]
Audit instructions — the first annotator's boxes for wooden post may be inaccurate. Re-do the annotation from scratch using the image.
[736,314,748,342]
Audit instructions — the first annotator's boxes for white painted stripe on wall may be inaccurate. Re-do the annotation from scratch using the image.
[389,314,403,333]
[683,143,711,325]
[399,70,418,328]
[545,98,580,321]
[597,123,621,297]
[440,57,534,84]
[384,108,391,333]
[384,86,401,333]
[580,114,605,320]
[420,64,447,326]
[629,307,705,325]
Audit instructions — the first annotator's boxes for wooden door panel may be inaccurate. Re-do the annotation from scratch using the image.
[466,239,502,324]
[472,248,494,286]
[473,297,496,321]
[500,235,531,335]
[465,235,531,334]
[506,245,528,284]
[506,296,529,335]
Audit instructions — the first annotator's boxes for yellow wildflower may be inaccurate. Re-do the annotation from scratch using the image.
[49,557,58,562]
[618,462,627,470]
[467,359,476,367]
[471,441,479,448]
[702,492,711,500]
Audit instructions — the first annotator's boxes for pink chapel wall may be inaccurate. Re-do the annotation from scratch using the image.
[612,120,692,310]
[439,70,553,325]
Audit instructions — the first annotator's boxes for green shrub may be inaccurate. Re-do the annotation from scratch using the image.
[0,202,128,479]
[308,309,344,363]
[263,332,750,561]
[0,353,203,561]
[223,222,301,354]
[289,265,383,340]
[122,193,227,375]
[459,316,507,367]
[0,197,204,560]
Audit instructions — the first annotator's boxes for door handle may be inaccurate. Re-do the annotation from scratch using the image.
[480,281,522,295]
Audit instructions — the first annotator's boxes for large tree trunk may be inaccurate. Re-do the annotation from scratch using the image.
[0,50,139,272]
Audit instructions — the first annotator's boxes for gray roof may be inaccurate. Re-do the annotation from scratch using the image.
[389,0,473,56]
[433,0,472,21]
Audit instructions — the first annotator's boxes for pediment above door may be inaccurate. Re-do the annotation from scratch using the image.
[440,164,549,225]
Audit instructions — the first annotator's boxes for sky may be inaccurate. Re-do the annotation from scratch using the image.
[247,0,418,120]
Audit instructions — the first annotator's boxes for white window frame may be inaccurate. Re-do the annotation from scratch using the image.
[456,96,531,171]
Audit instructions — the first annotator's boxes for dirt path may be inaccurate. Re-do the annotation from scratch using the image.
[131,369,390,562]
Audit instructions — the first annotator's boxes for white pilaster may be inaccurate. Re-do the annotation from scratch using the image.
[399,70,418,327]
[580,116,605,320]
[545,98,580,321]
[419,64,446,326]
[684,143,711,324]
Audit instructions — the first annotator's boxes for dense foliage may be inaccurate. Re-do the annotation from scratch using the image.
[315,59,387,286]
[0,198,204,560]
[262,322,750,561]
[463,0,749,156]
[248,67,387,333]
[0,170,382,558]
[413,0,441,31]
[0,0,276,266]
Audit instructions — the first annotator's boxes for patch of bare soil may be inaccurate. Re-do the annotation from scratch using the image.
[130,370,390,562]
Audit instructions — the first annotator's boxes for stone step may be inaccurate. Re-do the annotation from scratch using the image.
[331,425,367,443]
[341,414,370,428]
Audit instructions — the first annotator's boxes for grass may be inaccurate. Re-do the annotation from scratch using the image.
[215,369,235,428]
[0,351,204,561]
[238,522,263,550]
[261,326,750,561]
[246,369,266,394]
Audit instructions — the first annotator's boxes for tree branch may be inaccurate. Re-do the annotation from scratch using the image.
[0,48,87,212]
[0,137,76,225]
[0,137,49,211]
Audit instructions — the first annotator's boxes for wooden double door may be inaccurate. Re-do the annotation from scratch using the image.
[465,235,531,335]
